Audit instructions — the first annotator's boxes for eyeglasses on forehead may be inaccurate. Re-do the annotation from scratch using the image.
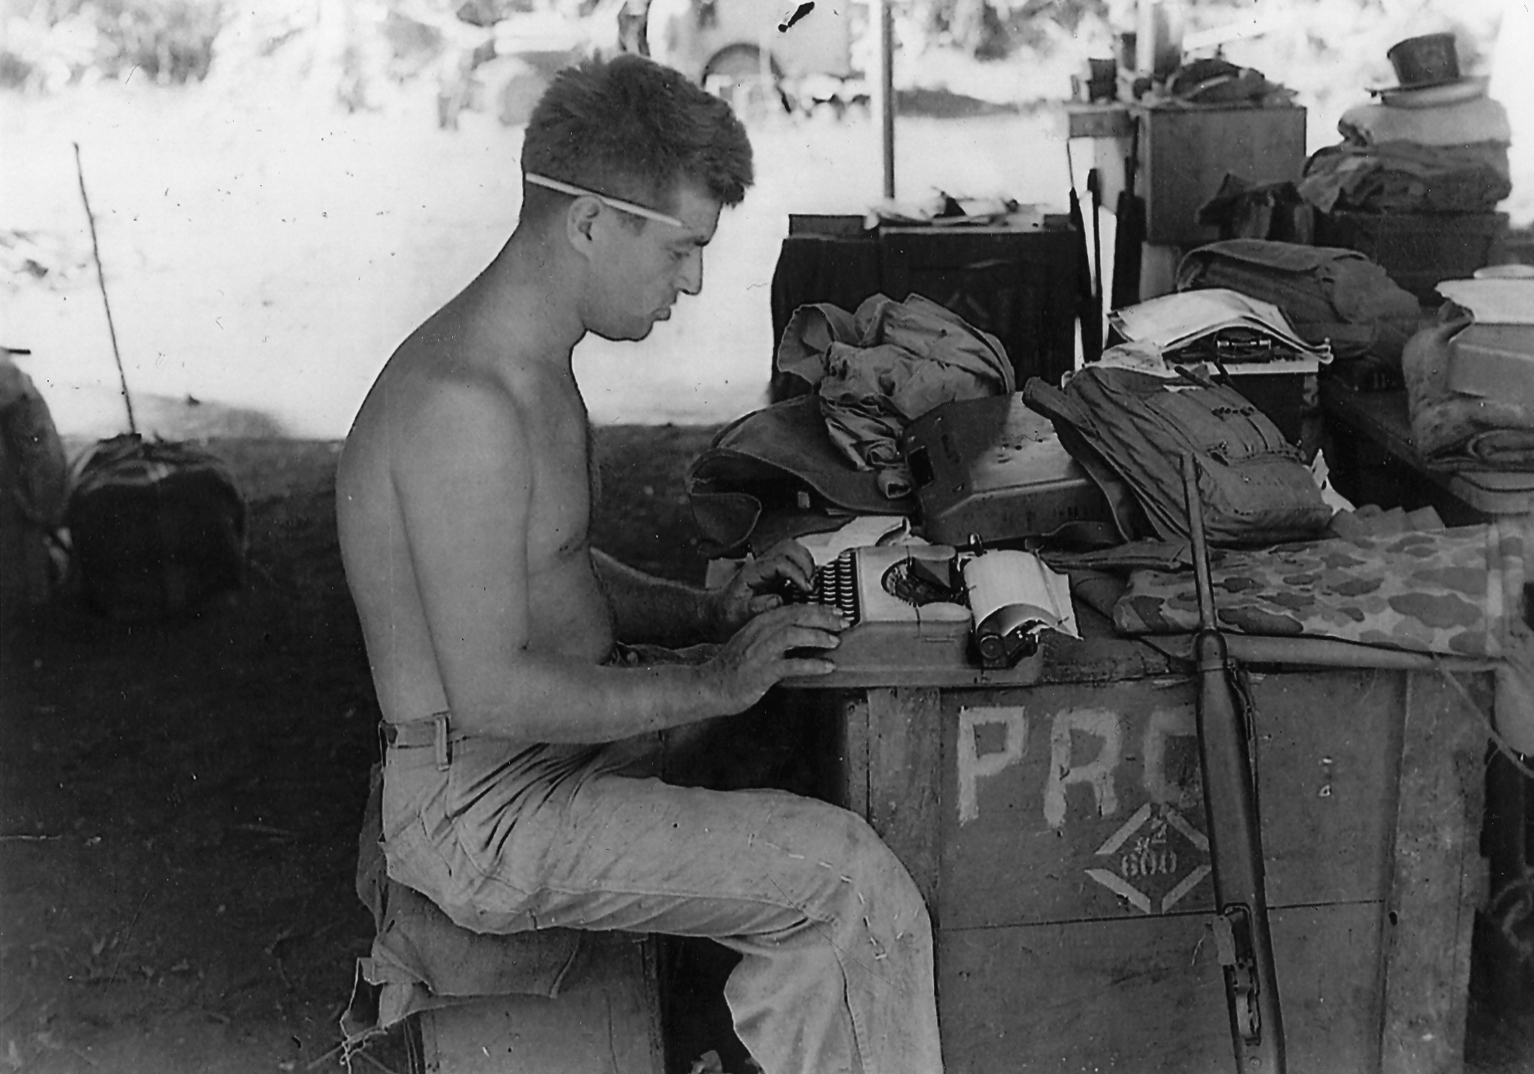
[525,173,685,228]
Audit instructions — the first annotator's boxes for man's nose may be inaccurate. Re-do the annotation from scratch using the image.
[678,248,703,295]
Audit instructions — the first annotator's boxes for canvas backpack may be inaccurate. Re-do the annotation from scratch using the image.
[1022,365,1332,547]
[67,434,247,618]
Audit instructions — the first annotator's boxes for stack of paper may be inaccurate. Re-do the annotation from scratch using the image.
[1436,279,1534,325]
[865,190,1039,229]
[1109,288,1333,371]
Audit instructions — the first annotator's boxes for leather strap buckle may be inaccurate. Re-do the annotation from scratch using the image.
[378,713,455,771]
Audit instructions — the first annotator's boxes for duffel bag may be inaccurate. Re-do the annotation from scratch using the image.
[67,434,247,618]
[1176,239,1422,363]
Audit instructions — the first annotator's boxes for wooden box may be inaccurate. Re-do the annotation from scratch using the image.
[1138,105,1308,246]
[794,647,1489,1073]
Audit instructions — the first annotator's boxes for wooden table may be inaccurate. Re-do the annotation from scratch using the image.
[782,624,1490,1074]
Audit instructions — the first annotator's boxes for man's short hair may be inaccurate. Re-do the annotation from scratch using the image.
[522,54,754,220]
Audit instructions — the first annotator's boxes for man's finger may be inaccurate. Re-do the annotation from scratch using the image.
[778,603,846,631]
[748,593,784,615]
[757,540,816,588]
[776,540,817,580]
[780,655,836,677]
[742,603,844,647]
[779,624,841,653]
[750,557,811,595]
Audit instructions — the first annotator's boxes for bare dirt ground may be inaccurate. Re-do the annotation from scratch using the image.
[2,428,1532,1074]
[0,426,721,1074]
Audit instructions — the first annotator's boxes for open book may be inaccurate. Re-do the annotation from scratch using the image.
[1109,288,1333,371]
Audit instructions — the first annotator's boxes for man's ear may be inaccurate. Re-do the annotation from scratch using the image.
[564,198,605,261]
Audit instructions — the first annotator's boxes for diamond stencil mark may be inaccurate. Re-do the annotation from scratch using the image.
[1163,808,1209,852]
[1095,802,1152,857]
[1085,803,1211,914]
[1083,869,1152,913]
[1161,864,1213,912]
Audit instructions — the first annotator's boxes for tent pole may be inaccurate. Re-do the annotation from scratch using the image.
[876,0,895,199]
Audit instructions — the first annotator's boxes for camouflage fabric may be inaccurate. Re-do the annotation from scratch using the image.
[1113,519,1532,658]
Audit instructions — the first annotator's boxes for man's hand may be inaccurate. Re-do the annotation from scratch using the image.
[707,539,818,642]
[702,603,844,712]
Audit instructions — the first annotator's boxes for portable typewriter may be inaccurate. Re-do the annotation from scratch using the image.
[785,545,973,678]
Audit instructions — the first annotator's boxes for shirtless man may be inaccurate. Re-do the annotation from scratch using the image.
[336,55,942,1074]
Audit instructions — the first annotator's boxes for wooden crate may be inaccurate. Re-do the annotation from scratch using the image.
[408,934,664,1074]
[1138,104,1308,246]
[804,656,1489,1073]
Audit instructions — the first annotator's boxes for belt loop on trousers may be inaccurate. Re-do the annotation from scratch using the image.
[434,712,452,772]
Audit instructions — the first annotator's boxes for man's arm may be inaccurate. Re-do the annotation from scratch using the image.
[592,543,816,647]
[590,549,714,647]
[392,382,840,744]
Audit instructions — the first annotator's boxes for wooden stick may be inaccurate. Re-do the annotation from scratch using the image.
[72,142,137,436]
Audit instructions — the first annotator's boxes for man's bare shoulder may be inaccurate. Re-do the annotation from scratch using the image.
[348,334,533,468]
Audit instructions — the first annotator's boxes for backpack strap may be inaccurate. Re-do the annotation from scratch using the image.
[1023,377,1150,543]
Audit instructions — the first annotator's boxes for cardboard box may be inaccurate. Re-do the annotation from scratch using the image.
[1446,323,1534,404]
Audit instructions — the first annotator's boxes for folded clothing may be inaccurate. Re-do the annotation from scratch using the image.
[1300,140,1512,214]
[776,293,1014,499]
[1404,316,1534,469]
[1338,95,1512,147]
